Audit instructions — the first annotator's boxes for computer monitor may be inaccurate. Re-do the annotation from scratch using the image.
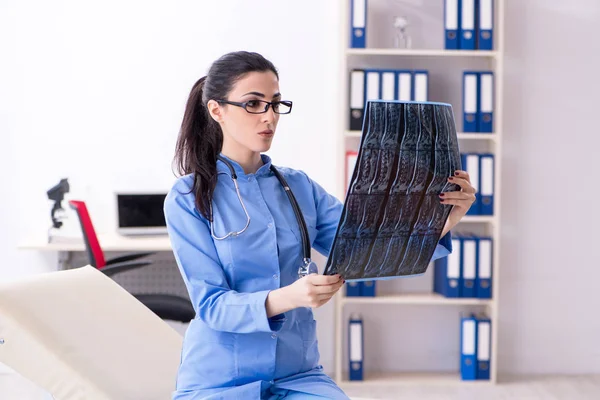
[116,193,167,235]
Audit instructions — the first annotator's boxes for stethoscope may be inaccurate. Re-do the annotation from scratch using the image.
[210,155,318,279]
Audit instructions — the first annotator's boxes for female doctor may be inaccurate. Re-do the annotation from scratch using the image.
[164,51,476,400]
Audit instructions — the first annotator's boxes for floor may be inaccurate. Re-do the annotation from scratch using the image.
[1,372,600,400]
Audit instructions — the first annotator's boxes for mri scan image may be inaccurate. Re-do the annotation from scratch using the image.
[324,100,462,280]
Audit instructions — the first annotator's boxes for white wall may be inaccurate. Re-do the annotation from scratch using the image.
[1,0,599,385]
[499,0,600,375]
[0,0,343,378]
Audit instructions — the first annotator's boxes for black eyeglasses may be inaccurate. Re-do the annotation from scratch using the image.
[216,99,293,114]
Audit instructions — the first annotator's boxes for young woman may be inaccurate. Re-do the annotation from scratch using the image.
[164,51,475,400]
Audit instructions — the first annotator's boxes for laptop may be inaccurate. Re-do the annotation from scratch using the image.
[116,192,168,236]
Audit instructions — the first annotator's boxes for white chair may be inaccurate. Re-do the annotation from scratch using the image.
[0,266,183,400]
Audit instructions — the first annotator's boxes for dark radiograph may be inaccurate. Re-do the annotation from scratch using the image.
[324,100,462,280]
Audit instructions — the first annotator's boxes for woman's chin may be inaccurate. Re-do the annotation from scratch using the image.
[253,140,273,152]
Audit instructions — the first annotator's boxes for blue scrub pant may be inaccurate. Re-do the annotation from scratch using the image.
[265,389,329,399]
[259,370,351,399]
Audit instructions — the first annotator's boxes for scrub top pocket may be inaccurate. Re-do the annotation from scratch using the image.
[299,319,320,373]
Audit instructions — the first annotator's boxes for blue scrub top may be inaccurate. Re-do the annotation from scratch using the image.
[164,153,452,399]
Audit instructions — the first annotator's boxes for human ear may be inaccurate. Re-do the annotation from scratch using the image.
[207,99,223,124]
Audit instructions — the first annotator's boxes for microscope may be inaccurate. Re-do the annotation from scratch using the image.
[47,178,70,241]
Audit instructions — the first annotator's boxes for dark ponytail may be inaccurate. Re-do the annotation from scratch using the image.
[173,51,279,221]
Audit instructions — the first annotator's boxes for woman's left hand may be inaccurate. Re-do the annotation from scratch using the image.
[440,170,477,235]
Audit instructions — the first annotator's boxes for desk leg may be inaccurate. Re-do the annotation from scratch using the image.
[58,251,73,270]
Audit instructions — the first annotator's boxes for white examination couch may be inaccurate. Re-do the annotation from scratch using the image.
[0,266,183,400]
[0,266,372,400]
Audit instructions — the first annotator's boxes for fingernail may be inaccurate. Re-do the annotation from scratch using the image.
[343,280,346,283]
[448,177,454,180]
[454,171,460,176]
[439,193,445,197]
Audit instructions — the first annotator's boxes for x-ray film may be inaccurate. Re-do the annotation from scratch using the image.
[324,100,462,280]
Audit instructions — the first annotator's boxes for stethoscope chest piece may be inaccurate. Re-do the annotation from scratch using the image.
[298,258,318,279]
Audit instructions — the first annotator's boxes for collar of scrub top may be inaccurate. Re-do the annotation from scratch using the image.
[215,153,317,278]
[216,153,273,178]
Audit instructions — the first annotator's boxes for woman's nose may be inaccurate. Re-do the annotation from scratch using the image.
[262,106,276,123]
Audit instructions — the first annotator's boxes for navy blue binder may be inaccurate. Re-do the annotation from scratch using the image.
[478,72,494,132]
[412,70,428,102]
[477,0,494,50]
[444,0,461,49]
[349,314,364,380]
[463,71,479,132]
[460,313,477,380]
[433,236,462,298]
[461,235,477,298]
[461,153,481,215]
[346,281,361,297]
[479,153,494,215]
[460,0,476,50]
[475,237,492,298]
[350,0,367,48]
[349,69,366,131]
[476,314,491,379]
[361,281,376,296]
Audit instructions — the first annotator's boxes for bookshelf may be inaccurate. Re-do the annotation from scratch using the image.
[333,0,504,386]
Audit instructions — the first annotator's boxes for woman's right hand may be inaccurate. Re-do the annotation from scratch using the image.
[286,273,344,309]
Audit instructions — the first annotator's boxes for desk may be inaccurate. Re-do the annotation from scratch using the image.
[19,233,173,270]
[19,233,186,297]
[19,233,173,252]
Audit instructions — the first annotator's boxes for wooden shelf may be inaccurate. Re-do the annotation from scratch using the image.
[338,371,493,386]
[345,130,498,141]
[461,216,495,223]
[346,48,499,58]
[457,133,498,141]
[341,293,492,306]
